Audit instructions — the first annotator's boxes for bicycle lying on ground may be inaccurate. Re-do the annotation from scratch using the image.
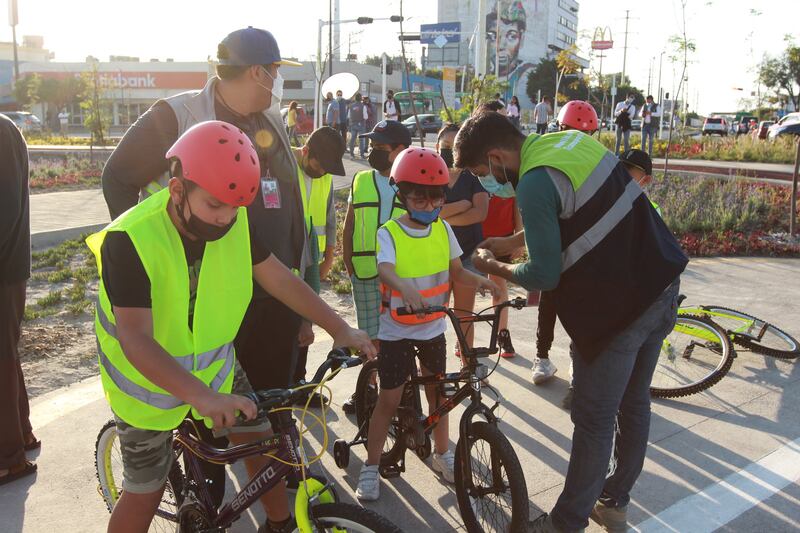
[95,349,402,532]
[332,298,530,533]
[650,296,799,399]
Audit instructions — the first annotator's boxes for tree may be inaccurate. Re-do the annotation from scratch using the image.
[664,0,695,177]
[81,65,111,147]
[13,74,41,110]
[442,74,508,124]
[759,41,800,110]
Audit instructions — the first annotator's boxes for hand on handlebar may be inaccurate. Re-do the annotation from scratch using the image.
[476,276,501,298]
[193,390,257,429]
[332,325,377,360]
[401,287,429,319]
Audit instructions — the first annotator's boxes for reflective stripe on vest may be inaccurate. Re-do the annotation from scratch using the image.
[296,164,333,258]
[519,131,643,273]
[380,218,450,325]
[351,170,405,280]
[86,188,252,431]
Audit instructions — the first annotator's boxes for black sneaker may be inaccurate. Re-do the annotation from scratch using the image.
[342,392,357,414]
[258,515,297,533]
[498,329,517,358]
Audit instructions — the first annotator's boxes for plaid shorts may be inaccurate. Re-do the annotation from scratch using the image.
[115,359,268,494]
[351,275,381,339]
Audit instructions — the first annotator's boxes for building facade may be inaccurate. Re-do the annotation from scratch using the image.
[0,35,53,109]
[436,0,580,108]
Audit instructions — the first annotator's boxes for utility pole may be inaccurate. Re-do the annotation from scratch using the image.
[476,0,488,77]
[328,0,333,77]
[9,0,20,81]
[494,0,500,79]
[621,10,630,84]
[647,56,653,96]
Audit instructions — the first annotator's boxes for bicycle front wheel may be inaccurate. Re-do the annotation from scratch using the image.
[650,315,734,398]
[701,305,800,359]
[454,421,528,533]
[300,502,402,532]
[95,419,183,531]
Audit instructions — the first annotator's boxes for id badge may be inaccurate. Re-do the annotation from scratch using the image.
[261,177,281,209]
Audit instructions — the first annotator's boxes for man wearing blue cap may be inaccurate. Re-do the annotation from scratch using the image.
[100,27,314,533]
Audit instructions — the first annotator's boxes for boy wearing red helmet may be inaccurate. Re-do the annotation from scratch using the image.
[356,148,498,502]
[87,121,375,533]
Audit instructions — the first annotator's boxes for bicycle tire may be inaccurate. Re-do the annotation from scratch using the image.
[354,359,406,465]
[95,419,183,531]
[701,305,800,359]
[304,502,403,532]
[454,421,528,533]
[650,315,735,399]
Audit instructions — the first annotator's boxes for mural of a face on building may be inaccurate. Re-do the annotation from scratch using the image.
[486,0,527,78]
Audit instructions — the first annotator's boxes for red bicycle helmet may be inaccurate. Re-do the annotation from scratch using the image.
[165,120,260,207]
[557,100,598,133]
[390,147,449,186]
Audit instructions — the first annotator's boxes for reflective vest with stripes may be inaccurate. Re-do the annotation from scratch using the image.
[379,218,450,325]
[86,189,252,430]
[351,170,406,280]
[519,130,687,361]
[297,164,333,258]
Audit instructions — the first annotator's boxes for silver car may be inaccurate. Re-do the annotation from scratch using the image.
[1,111,43,133]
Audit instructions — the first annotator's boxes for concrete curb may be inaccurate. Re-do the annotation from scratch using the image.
[31,223,107,250]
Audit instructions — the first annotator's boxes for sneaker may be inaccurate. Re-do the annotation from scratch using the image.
[528,513,578,532]
[432,450,455,483]
[356,463,380,501]
[561,387,574,411]
[497,329,517,358]
[342,392,356,415]
[532,357,558,385]
[258,515,297,533]
[590,502,627,532]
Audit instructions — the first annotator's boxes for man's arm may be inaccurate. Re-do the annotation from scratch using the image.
[342,201,355,276]
[102,102,179,219]
[0,119,27,254]
[440,199,471,218]
[445,191,489,226]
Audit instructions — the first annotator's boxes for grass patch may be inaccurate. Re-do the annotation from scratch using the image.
[24,306,59,321]
[67,299,93,316]
[37,290,63,308]
[46,268,73,283]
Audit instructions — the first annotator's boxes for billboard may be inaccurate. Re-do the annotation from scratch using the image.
[420,22,462,45]
[23,70,208,91]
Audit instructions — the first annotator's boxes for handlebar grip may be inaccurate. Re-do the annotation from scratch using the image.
[396,305,447,316]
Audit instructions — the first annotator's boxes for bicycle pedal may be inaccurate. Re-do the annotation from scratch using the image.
[379,462,405,479]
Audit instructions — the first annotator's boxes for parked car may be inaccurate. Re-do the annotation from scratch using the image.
[630,119,642,131]
[546,119,559,133]
[767,112,800,140]
[280,105,313,135]
[754,120,774,140]
[402,114,442,137]
[701,117,728,136]
[0,111,43,133]
[735,115,758,135]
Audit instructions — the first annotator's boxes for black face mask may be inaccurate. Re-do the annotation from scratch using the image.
[439,148,454,169]
[177,190,236,242]
[368,149,392,173]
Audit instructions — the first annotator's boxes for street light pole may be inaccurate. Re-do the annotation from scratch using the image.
[657,51,664,139]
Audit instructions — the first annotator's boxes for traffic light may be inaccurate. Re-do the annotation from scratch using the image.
[384,61,393,75]
[357,17,373,24]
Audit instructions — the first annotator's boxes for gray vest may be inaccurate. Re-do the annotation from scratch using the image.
[144,76,309,276]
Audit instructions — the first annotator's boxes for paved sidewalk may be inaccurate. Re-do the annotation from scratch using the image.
[2,257,799,532]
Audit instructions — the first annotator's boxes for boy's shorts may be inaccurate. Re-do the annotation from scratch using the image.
[378,334,446,389]
[114,359,269,494]
[351,276,381,339]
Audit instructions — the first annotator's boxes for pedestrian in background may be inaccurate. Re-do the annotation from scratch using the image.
[507,95,521,130]
[364,96,377,138]
[324,92,337,128]
[336,89,349,143]
[0,114,39,486]
[287,100,300,147]
[534,96,552,134]
[384,90,399,121]
[614,93,637,155]
[347,93,366,159]
[640,95,660,157]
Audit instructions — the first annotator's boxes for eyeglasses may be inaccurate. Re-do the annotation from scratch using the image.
[406,194,445,210]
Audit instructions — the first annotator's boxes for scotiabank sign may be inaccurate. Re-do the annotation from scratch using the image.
[28,70,209,90]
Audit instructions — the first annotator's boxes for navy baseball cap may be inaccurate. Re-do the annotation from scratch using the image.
[218,27,302,67]
[359,120,412,146]
[621,149,653,175]
[307,127,346,176]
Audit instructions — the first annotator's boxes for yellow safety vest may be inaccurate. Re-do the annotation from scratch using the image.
[297,164,333,258]
[86,189,252,431]
[351,170,405,280]
[379,218,450,325]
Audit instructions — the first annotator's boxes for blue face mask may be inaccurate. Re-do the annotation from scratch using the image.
[478,159,516,198]
[409,206,442,226]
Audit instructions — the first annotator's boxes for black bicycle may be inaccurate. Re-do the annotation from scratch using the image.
[332,298,530,533]
[96,349,402,532]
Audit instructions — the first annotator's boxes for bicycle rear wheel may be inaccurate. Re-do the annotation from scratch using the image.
[354,359,407,465]
[454,421,528,533]
[95,419,183,531]
[701,305,799,359]
[650,315,735,398]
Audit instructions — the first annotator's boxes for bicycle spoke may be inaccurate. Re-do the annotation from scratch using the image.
[469,437,513,533]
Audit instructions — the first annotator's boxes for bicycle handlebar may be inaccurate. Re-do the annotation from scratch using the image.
[395,297,527,318]
[244,348,362,412]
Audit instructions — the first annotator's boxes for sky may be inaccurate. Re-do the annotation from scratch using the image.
[1,0,796,114]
